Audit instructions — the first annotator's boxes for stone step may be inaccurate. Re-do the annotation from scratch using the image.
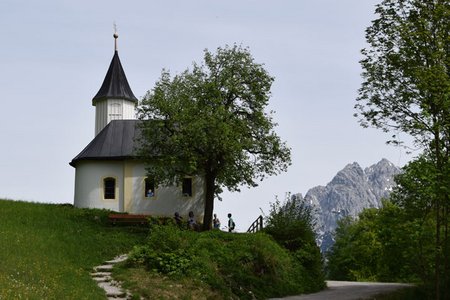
[98,282,126,297]
[106,254,128,264]
[92,276,111,283]
[91,271,111,277]
[94,264,114,272]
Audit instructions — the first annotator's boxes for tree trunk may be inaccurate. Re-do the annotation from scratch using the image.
[434,129,443,300]
[444,204,448,300]
[436,204,441,300]
[443,148,450,300]
[202,172,216,231]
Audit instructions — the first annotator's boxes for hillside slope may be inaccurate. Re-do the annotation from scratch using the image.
[0,200,146,299]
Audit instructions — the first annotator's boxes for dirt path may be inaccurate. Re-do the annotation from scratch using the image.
[270,281,414,300]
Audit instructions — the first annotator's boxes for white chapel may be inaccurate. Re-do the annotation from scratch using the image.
[70,34,205,219]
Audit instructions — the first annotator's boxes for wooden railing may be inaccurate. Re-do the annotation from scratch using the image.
[247,215,263,233]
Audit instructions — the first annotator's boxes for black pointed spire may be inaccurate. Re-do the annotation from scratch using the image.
[92,33,138,105]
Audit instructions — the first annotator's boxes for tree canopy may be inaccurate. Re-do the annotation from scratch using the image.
[355,0,450,296]
[327,201,432,284]
[355,0,450,150]
[137,45,291,230]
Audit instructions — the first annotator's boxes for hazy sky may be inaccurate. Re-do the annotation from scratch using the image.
[0,1,415,230]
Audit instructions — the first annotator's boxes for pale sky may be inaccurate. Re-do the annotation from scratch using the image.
[0,0,414,230]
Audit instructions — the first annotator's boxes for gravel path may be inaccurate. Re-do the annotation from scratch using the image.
[270,281,414,300]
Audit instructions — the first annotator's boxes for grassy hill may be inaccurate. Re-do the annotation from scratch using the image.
[114,222,325,299]
[0,199,146,299]
[0,199,326,299]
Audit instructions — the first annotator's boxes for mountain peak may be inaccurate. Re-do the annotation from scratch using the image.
[300,158,400,252]
[330,162,364,186]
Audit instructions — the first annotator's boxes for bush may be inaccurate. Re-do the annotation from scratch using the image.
[126,224,313,299]
[263,193,326,292]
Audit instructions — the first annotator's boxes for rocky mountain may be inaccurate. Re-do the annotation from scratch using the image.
[293,158,401,252]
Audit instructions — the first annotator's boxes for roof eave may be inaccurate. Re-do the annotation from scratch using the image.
[70,155,140,168]
[92,96,138,106]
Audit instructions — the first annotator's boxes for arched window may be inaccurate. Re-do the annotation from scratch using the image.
[103,177,116,199]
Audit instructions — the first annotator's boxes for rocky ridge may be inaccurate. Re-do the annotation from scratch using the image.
[294,158,401,252]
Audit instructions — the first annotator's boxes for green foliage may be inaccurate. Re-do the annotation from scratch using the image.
[0,199,146,299]
[137,44,291,229]
[355,0,450,149]
[355,1,450,295]
[327,201,432,284]
[263,193,326,291]
[327,210,383,282]
[391,156,437,215]
[327,154,450,298]
[113,266,222,300]
[126,224,321,299]
[390,156,447,288]
[264,193,316,251]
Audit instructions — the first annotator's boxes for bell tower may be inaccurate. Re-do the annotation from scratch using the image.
[92,31,138,136]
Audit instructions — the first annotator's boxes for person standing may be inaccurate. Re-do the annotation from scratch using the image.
[227,213,235,232]
[213,213,221,229]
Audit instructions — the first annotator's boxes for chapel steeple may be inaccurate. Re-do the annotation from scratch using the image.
[92,31,138,136]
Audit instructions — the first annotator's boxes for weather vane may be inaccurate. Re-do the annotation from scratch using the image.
[113,22,118,51]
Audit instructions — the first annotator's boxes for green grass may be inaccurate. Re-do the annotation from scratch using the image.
[0,199,147,299]
[0,199,326,299]
[114,266,222,300]
[117,224,325,299]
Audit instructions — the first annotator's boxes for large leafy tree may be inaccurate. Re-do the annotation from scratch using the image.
[354,0,450,295]
[137,45,291,230]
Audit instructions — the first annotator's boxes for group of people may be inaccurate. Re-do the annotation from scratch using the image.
[173,211,236,232]
[174,211,200,230]
[213,213,235,232]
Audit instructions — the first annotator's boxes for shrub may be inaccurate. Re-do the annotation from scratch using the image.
[126,224,311,299]
[263,193,326,292]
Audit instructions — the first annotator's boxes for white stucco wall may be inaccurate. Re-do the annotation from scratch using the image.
[124,162,205,220]
[73,159,206,222]
[73,161,123,211]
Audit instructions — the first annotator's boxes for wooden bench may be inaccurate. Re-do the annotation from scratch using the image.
[108,214,150,225]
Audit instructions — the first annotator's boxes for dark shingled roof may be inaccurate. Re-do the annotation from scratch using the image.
[92,51,138,105]
[70,120,141,166]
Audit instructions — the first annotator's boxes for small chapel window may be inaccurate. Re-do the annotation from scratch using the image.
[104,177,116,199]
[145,177,156,198]
[182,177,193,197]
